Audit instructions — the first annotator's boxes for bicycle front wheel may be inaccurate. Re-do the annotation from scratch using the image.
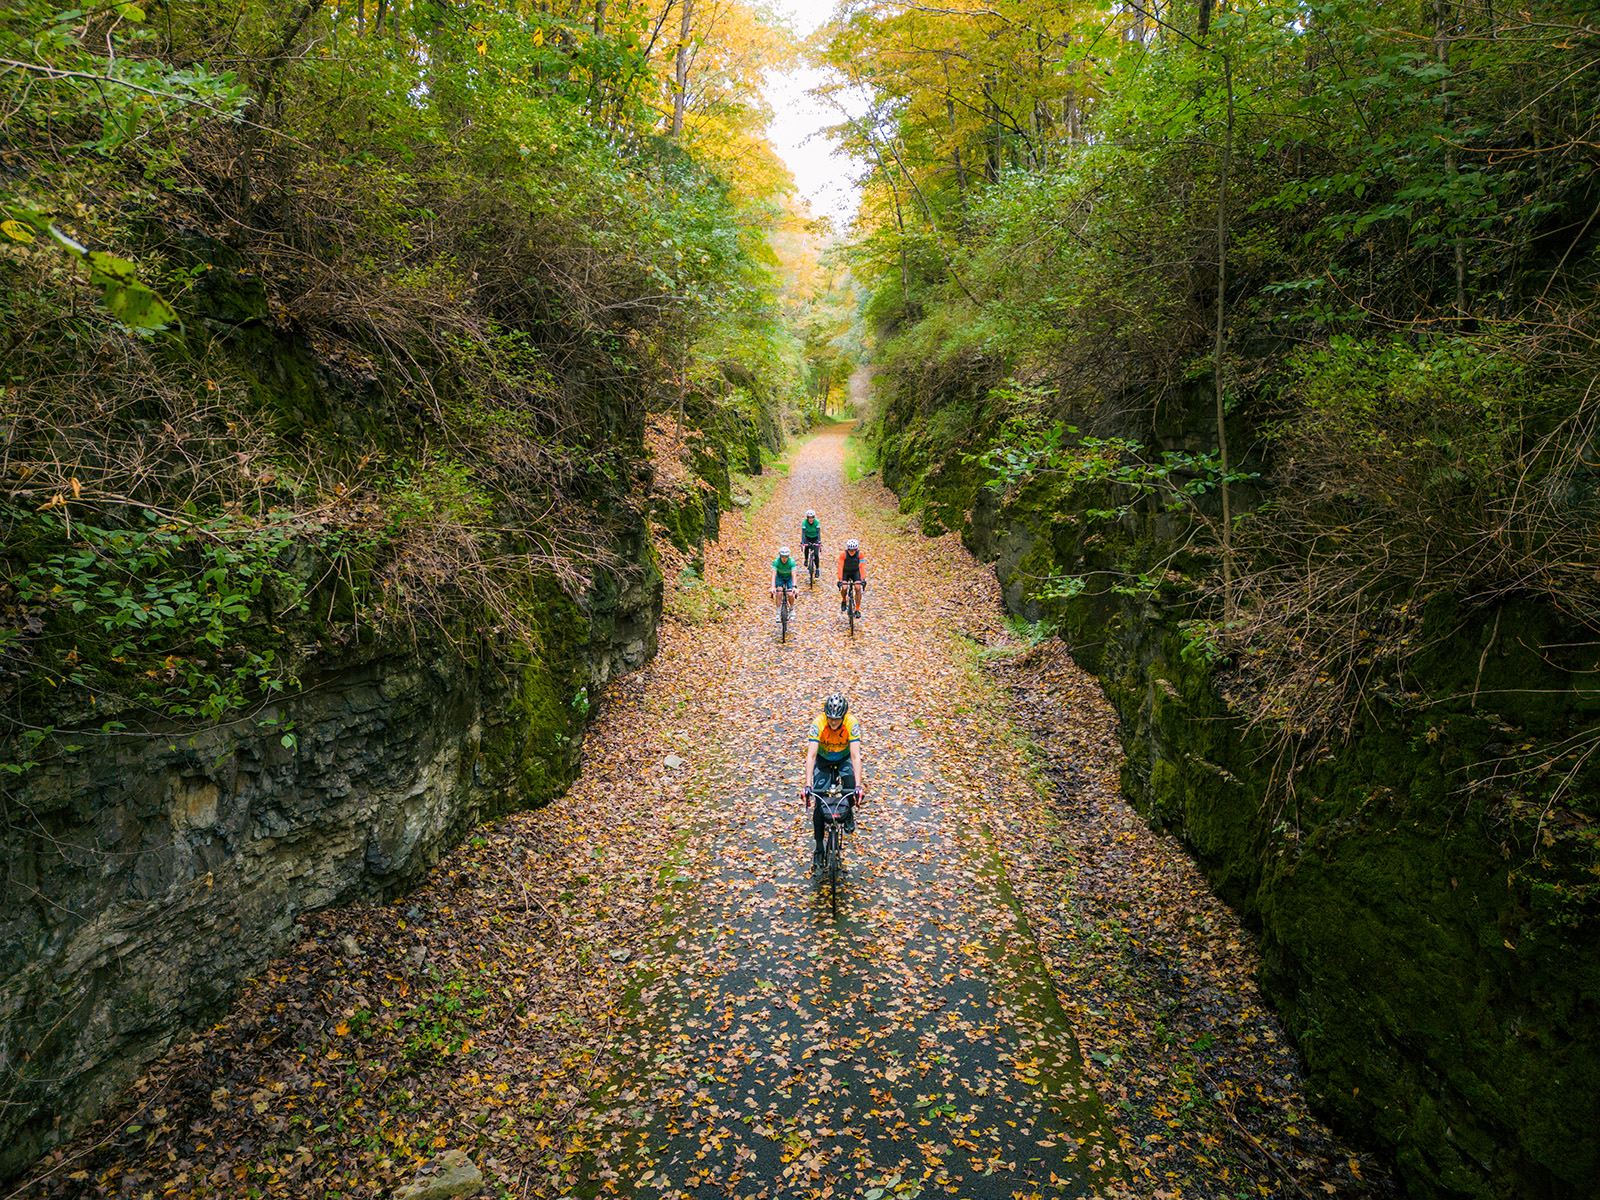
[827,826,841,917]
[780,593,789,642]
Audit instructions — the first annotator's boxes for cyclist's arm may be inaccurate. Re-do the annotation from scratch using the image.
[802,741,819,799]
[850,740,865,799]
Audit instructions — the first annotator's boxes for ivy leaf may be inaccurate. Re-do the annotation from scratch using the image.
[43,223,177,330]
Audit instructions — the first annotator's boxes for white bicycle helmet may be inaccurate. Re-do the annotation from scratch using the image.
[778,545,791,557]
[846,539,859,551]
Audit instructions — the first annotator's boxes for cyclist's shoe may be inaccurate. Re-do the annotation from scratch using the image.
[852,608,862,619]
[844,811,856,834]
[812,847,825,871]
[839,599,847,612]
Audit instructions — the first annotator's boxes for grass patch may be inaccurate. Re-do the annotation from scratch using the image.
[667,567,739,625]
[962,616,1060,663]
[732,465,785,513]
[843,430,878,483]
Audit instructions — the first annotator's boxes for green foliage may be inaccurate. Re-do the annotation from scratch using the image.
[0,0,803,751]
[970,405,1251,524]
[4,510,308,719]
[0,0,249,152]
[1,209,176,330]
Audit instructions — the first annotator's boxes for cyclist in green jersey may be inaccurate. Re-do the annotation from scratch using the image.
[770,545,798,621]
[800,510,822,578]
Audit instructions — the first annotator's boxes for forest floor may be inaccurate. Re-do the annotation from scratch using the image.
[11,425,1396,1200]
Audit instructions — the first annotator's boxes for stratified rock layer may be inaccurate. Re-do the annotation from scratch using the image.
[0,554,660,1180]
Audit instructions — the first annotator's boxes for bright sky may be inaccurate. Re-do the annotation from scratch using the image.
[762,0,866,225]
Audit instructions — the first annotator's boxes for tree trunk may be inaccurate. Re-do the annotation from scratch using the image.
[887,137,977,304]
[1213,52,1235,621]
[869,140,912,323]
[670,0,693,140]
[943,61,966,216]
[1433,0,1467,318]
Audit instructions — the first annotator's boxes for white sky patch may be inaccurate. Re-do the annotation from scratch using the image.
[762,0,868,225]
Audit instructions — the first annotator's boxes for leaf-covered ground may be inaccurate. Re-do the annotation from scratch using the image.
[12,426,1394,1200]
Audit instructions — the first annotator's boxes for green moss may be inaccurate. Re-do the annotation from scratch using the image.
[653,492,706,553]
[481,573,591,810]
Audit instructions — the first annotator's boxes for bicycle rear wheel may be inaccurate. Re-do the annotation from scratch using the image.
[780,592,789,642]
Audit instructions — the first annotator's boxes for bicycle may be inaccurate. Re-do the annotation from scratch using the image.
[840,580,864,636]
[804,542,820,587]
[778,584,793,643]
[807,778,859,918]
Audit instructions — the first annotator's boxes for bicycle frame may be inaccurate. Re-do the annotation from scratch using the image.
[806,781,860,918]
[839,579,864,634]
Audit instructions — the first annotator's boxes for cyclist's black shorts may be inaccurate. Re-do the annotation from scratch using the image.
[812,758,856,793]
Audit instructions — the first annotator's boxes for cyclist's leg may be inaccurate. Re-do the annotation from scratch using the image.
[837,760,858,832]
[812,760,841,849]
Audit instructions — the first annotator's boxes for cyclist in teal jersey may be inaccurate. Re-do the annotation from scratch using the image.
[800,510,822,579]
[801,510,821,548]
[770,545,798,621]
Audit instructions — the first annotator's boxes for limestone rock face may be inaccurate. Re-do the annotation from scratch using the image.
[0,556,660,1181]
[395,1150,484,1200]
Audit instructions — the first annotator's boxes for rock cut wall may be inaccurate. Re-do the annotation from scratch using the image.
[880,413,1600,1200]
[0,535,661,1182]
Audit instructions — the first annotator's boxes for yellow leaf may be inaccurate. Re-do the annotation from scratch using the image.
[0,219,34,243]
[335,1021,350,1036]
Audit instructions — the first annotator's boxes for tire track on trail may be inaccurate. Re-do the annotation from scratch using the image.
[579,425,1125,1200]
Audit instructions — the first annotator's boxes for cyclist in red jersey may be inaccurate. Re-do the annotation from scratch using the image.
[837,539,866,619]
